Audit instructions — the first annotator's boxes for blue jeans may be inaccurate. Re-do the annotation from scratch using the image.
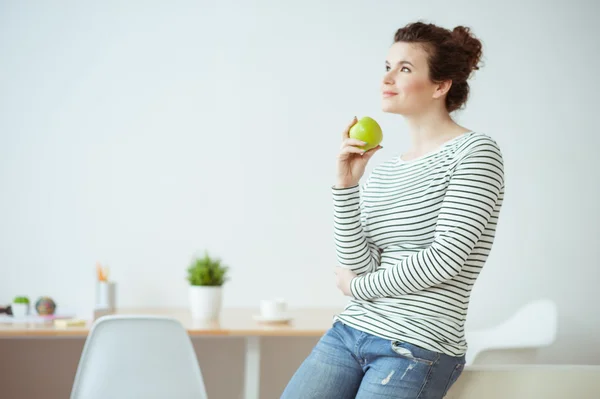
[281,321,465,398]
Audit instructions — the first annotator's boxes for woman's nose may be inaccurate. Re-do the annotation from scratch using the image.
[382,71,394,85]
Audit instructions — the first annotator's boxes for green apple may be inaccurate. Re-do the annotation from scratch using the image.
[349,116,383,151]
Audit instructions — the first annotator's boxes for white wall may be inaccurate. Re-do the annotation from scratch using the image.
[1,2,599,393]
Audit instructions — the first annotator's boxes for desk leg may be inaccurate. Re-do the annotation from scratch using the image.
[244,336,260,399]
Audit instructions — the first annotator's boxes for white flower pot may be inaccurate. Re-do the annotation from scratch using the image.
[11,303,29,318]
[188,285,222,320]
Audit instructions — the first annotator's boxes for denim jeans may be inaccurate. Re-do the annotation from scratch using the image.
[281,321,465,398]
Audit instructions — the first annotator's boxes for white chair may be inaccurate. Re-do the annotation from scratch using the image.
[70,315,208,399]
[465,299,558,365]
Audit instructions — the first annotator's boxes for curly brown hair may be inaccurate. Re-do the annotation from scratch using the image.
[394,21,483,113]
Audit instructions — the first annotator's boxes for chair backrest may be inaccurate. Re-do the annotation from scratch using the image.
[465,299,558,365]
[70,315,208,399]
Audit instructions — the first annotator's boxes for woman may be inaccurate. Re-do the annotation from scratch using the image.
[281,21,505,398]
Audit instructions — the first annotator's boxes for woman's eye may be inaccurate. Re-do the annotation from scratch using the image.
[385,65,410,72]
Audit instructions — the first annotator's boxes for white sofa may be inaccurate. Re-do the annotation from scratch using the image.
[446,365,600,399]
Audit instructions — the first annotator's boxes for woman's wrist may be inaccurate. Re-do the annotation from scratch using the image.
[334,181,359,189]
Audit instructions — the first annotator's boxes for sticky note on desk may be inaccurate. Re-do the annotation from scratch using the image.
[54,319,87,328]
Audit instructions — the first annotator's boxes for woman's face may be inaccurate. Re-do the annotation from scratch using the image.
[381,41,443,115]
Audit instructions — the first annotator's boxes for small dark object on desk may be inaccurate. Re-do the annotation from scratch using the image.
[0,305,13,315]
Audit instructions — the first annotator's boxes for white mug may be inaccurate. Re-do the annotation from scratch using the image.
[260,298,287,319]
[96,281,117,311]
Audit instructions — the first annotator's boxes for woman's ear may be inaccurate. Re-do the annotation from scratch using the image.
[432,79,452,99]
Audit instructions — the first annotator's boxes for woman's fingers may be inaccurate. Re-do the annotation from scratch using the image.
[340,138,367,149]
[340,145,366,155]
[342,116,358,139]
[365,145,382,155]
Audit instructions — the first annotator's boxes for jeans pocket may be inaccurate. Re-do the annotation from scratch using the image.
[442,363,465,396]
[390,341,437,366]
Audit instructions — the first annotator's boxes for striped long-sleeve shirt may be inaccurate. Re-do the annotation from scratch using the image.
[332,131,505,357]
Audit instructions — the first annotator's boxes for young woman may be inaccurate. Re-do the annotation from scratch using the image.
[281,21,505,398]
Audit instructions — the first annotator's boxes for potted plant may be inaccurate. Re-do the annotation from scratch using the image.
[12,296,30,317]
[186,251,229,320]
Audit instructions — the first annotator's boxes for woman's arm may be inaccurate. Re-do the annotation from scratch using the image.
[332,177,380,276]
[349,139,505,300]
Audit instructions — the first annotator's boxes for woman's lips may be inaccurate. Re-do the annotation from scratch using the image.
[382,91,398,97]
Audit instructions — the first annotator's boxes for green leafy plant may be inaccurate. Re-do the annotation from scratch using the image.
[186,251,229,286]
[13,296,30,304]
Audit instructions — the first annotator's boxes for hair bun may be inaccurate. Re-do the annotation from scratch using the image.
[452,26,483,72]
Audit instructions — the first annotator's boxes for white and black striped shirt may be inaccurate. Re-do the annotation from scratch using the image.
[332,131,505,357]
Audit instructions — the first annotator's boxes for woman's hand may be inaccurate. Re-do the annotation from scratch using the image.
[335,116,382,188]
[335,267,357,297]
